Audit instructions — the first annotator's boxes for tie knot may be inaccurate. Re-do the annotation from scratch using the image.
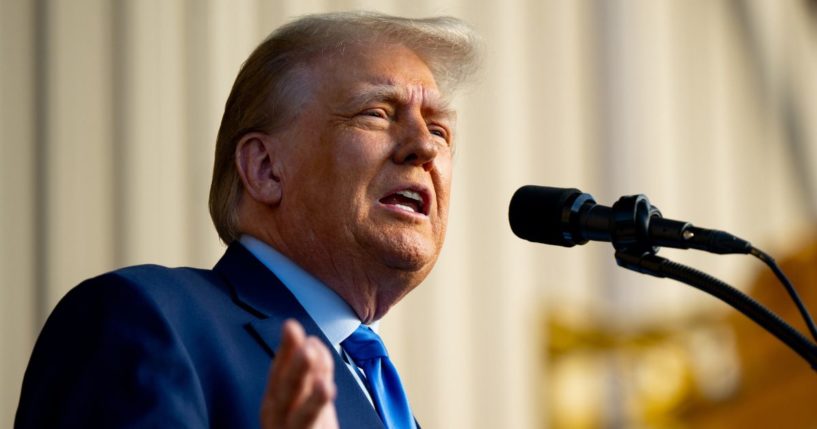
[341,325,388,361]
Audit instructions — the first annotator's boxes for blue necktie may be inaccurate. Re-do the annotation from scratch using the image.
[341,325,417,429]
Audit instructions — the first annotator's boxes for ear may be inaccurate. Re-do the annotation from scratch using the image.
[235,132,283,206]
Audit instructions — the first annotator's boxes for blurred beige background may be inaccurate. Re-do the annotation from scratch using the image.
[2,0,817,428]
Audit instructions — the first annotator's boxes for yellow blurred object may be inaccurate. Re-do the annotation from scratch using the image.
[550,353,605,429]
[546,313,739,428]
[547,233,817,428]
[633,344,691,421]
[680,232,817,428]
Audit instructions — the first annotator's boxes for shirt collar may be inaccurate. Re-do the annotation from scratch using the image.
[239,235,361,350]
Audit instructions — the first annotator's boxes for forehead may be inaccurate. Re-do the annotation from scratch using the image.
[347,82,453,116]
[308,42,451,112]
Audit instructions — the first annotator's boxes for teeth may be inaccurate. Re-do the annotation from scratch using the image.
[394,204,417,213]
[396,190,422,203]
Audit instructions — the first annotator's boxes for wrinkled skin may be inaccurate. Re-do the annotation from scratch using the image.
[236,42,455,428]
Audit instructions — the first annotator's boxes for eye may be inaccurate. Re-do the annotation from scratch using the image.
[428,125,450,142]
[361,108,388,119]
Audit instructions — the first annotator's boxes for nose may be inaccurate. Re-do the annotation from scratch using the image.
[392,121,440,172]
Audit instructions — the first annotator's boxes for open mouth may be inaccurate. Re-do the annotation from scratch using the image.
[379,189,429,216]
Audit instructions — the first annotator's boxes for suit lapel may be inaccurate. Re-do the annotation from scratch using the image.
[214,243,385,429]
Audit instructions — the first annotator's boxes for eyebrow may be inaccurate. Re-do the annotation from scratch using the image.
[345,83,456,121]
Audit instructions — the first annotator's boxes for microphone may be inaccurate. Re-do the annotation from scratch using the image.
[508,185,752,254]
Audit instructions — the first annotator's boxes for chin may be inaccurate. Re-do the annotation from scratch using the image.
[360,222,444,275]
[384,252,434,275]
[378,238,439,274]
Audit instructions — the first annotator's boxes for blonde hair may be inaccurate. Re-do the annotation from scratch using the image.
[209,11,482,243]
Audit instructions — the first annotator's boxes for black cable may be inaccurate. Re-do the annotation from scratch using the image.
[616,250,817,370]
[750,246,817,343]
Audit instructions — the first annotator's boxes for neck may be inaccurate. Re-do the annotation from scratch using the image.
[243,226,426,324]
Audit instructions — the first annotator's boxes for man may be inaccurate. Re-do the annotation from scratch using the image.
[16,11,480,429]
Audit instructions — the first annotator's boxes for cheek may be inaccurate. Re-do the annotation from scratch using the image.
[331,133,390,185]
[436,157,453,184]
[335,131,388,164]
[433,155,453,200]
[431,159,453,244]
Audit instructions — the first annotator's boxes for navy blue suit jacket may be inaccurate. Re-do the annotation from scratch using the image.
[16,243,385,428]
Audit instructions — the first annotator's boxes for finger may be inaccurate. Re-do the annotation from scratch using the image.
[279,337,319,411]
[261,320,307,425]
[302,337,335,397]
[313,402,339,429]
[265,320,305,399]
[285,377,335,428]
[285,339,337,428]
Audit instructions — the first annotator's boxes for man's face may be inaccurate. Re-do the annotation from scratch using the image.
[275,42,454,285]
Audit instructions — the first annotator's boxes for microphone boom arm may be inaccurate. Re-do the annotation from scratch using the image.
[615,249,817,370]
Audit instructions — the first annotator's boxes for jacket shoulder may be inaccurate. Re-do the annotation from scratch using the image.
[16,264,217,428]
[68,264,224,306]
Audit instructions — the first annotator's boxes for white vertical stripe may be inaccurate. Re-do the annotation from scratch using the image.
[120,0,187,266]
[0,0,36,425]
[45,0,115,307]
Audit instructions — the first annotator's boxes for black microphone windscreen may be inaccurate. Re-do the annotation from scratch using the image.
[508,185,582,247]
